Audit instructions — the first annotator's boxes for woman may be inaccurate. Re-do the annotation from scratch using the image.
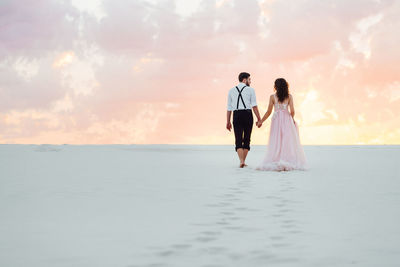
[256,78,308,171]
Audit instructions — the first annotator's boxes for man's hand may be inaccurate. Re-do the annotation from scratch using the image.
[226,121,232,131]
[256,121,262,128]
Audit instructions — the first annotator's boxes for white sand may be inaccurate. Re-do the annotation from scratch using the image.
[0,144,399,267]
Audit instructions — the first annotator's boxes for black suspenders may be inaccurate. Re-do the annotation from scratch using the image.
[235,85,247,110]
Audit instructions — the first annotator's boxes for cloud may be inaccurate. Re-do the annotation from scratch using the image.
[0,0,82,111]
[0,0,80,60]
[0,54,68,111]
[0,0,399,144]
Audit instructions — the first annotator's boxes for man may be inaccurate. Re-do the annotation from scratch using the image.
[226,72,261,168]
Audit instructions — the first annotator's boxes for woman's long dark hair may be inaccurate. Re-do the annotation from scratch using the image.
[274,78,289,102]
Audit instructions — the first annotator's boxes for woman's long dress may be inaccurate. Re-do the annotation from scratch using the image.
[257,94,308,171]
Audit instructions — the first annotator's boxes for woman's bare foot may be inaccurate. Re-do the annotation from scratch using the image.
[240,162,245,168]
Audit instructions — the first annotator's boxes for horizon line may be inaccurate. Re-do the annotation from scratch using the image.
[1,143,399,146]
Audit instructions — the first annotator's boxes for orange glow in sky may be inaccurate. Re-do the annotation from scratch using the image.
[0,0,399,145]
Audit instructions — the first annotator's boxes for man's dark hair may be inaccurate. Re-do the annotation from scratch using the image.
[238,72,250,82]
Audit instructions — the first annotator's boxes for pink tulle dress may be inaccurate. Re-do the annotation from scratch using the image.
[257,94,308,171]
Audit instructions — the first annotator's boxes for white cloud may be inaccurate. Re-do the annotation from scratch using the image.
[13,57,39,81]
[349,13,383,59]
[385,81,400,103]
[70,0,107,21]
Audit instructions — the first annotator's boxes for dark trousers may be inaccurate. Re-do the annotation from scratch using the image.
[233,109,253,151]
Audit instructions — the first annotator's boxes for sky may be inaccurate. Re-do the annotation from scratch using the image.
[0,0,399,145]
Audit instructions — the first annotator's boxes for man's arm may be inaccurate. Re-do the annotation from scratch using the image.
[250,88,261,122]
[226,110,232,131]
[252,106,261,122]
[226,92,233,131]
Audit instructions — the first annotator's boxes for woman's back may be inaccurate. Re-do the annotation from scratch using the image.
[273,93,289,111]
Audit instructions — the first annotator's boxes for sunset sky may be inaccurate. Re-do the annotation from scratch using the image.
[1,0,399,145]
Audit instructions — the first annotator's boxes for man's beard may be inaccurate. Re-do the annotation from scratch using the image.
[246,81,250,86]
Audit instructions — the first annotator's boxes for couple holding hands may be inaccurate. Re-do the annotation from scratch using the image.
[226,72,308,171]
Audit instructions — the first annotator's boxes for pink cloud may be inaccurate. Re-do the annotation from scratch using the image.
[0,0,79,60]
[0,0,399,144]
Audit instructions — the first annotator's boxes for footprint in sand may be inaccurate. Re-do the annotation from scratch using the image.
[200,264,226,267]
[278,208,292,213]
[271,242,291,248]
[220,211,235,215]
[271,213,284,218]
[199,246,228,254]
[269,235,285,240]
[250,251,277,261]
[279,188,292,192]
[195,236,218,243]
[191,229,223,244]
[216,220,230,225]
[264,195,281,200]
[274,203,287,208]
[286,229,303,234]
[143,263,168,267]
[200,231,221,236]
[224,225,243,230]
[170,243,192,250]
[228,187,245,194]
[234,206,249,211]
[155,250,176,257]
[128,255,170,267]
[280,223,297,229]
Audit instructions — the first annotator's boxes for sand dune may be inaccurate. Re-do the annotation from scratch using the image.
[0,145,399,267]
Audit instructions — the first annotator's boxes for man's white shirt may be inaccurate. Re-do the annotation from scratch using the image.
[227,82,257,111]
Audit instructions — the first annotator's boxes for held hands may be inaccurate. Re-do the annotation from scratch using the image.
[256,120,263,128]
